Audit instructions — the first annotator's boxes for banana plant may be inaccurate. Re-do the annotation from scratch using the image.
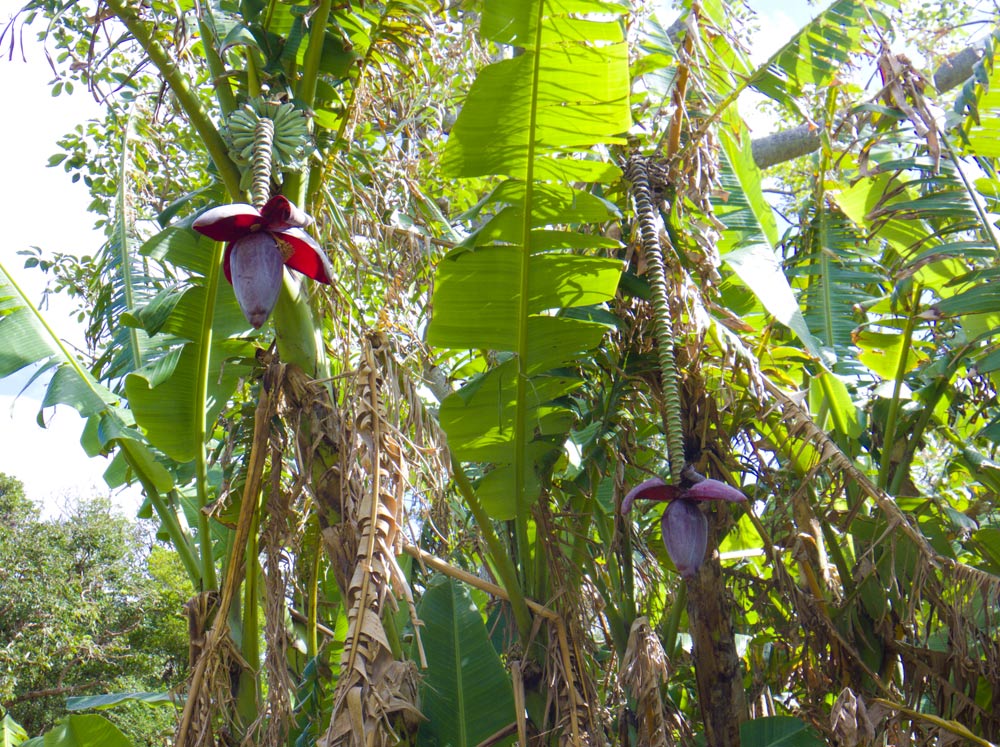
[7,0,1000,745]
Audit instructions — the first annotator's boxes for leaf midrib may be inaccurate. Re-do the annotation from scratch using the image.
[452,581,467,747]
[512,1,547,583]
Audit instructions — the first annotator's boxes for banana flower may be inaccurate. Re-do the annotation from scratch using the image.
[622,468,746,577]
[193,195,332,328]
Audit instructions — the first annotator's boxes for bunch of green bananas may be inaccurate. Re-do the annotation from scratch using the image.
[225,99,312,190]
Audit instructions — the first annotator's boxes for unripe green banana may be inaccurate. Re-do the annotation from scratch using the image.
[223,98,312,188]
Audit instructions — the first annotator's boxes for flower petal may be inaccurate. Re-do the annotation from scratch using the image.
[276,227,334,284]
[683,478,747,503]
[621,478,681,514]
[259,195,313,231]
[192,203,262,241]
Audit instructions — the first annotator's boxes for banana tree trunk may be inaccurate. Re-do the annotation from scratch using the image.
[685,511,746,746]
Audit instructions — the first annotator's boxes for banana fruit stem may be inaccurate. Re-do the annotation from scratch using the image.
[626,156,685,483]
[252,117,275,208]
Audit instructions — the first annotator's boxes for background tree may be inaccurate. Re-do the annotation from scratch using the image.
[0,475,188,744]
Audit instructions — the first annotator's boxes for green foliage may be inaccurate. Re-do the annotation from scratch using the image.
[5,0,1000,745]
[1,711,29,747]
[415,576,516,747]
[34,715,132,747]
[426,0,630,590]
[0,476,35,529]
[738,716,825,747]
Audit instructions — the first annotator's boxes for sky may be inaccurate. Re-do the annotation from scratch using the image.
[0,0,142,515]
[0,0,813,517]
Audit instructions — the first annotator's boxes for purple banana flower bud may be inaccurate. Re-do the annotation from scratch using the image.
[621,467,746,577]
[227,233,285,328]
[193,195,333,328]
[662,499,708,578]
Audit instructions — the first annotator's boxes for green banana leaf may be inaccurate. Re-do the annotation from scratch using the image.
[426,0,630,522]
[0,262,172,495]
[34,715,132,747]
[698,0,877,120]
[126,224,255,464]
[0,262,120,420]
[738,715,825,747]
[415,576,516,747]
[709,70,823,358]
[957,31,1000,157]
[65,692,174,711]
[1,713,28,747]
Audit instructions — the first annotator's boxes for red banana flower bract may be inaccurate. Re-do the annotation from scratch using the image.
[193,195,333,328]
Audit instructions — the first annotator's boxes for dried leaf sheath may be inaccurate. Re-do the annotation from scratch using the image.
[319,335,423,747]
[621,617,672,747]
[176,359,282,747]
[258,452,296,747]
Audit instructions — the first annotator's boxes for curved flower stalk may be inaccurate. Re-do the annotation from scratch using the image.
[622,469,746,577]
[625,156,685,484]
[193,195,333,327]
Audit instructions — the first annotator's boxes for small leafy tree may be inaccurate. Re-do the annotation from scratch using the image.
[0,475,187,744]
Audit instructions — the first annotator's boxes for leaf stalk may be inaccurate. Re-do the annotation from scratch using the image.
[451,457,533,640]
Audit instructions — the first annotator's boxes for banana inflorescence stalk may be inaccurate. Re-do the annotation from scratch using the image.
[251,117,275,208]
[626,155,685,484]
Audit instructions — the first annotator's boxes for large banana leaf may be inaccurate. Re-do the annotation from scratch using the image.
[0,262,172,494]
[125,223,255,464]
[740,716,825,747]
[941,36,1000,374]
[831,163,987,308]
[0,263,120,419]
[415,576,516,747]
[699,0,878,121]
[426,0,630,524]
[1,711,28,747]
[713,110,823,359]
[28,715,132,747]
[955,30,1000,157]
[89,111,168,383]
[789,208,877,376]
[750,0,872,109]
[642,9,833,360]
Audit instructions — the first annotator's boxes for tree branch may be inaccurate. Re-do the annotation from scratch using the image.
[6,681,107,704]
[750,42,986,170]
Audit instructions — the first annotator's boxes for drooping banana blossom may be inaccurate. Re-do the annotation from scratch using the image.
[621,469,746,577]
[193,195,333,328]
